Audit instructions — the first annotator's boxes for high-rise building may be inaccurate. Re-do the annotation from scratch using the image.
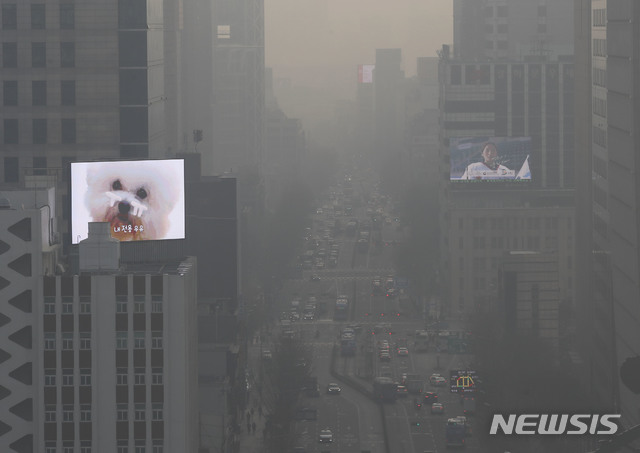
[43,224,199,453]
[0,188,60,453]
[0,1,183,249]
[575,0,640,430]
[374,49,405,161]
[453,0,574,60]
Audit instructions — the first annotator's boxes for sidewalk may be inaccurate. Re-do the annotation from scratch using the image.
[237,332,268,453]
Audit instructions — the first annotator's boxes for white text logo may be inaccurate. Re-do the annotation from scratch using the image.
[489,414,621,435]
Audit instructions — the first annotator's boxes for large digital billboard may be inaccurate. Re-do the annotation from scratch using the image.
[71,159,185,244]
[450,137,531,182]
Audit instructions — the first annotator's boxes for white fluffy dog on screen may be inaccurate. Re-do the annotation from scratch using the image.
[84,161,180,241]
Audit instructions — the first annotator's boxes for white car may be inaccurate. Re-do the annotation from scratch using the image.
[318,428,333,443]
[327,383,342,394]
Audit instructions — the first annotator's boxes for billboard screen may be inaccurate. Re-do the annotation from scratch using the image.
[450,137,531,182]
[71,159,185,244]
[358,64,375,84]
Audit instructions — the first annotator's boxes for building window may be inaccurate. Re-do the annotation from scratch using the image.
[32,80,47,106]
[151,332,162,349]
[32,42,46,68]
[2,4,17,29]
[497,5,508,17]
[151,368,163,385]
[62,332,73,350]
[44,333,56,350]
[80,405,92,422]
[80,296,91,313]
[61,80,76,105]
[81,441,92,453]
[64,444,74,453]
[63,405,74,422]
[60,4,75,29]
[497,40,508,50]
[60,42,75,67]
[31,4,46,29]
[152,403,163,421]
[33,119,47,144]
[135,445,146,453]
[152,441,163,453]
[80,369,91,386]
[62,369,74,386]
[44,369,56,386]
[33,156,47,175]
[117,404,128,421]
[117,440,129,453]
[62,296,73,313]
[484,5,493,17]
[45,405,56,422]
[44,297,56,313]
[537,23,547,33]
[497,23,508,33]
[484,24,493,34]
[134,331,145,349]
[134,295,145,313]
[134,404,145,421]
[117,298,128,313]
[134,368,145,385]
[80,332,91,350]
[3,81,17,106]
[4,118,19,144]
[4,157,19,183]
[46,443,56,453]
[152,295,163,313]
[61,118,76,143]
[3,42,17,68]
[117,368,128,386]
[116,332,128,349]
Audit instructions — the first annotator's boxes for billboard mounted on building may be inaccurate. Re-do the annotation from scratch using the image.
[358,64,375,84]
[71,159,185,243]
[450,137,532,182]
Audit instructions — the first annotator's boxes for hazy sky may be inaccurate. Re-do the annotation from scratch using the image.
[265,0,453,97]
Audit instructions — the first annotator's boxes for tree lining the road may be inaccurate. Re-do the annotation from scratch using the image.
[262,334,313,452]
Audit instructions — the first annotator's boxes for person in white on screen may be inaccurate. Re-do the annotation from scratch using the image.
[460,142,515,180]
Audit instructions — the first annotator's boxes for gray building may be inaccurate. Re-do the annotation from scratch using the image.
[453,0,574,61]
[0,1,184,249]
[575,0,640,431]
[373,49,405,161]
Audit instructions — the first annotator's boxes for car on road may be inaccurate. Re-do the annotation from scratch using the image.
[327,383,341,394]
[397,347,409,356]
[454,416,473,436]
[318,428,333,443]
[429,374,447,387]
[262,349,272,360]
[379,351,391,362]
[310,274,321,281]
[396,385,408,397]
[431,402,445,415]
[423,391,438,403]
